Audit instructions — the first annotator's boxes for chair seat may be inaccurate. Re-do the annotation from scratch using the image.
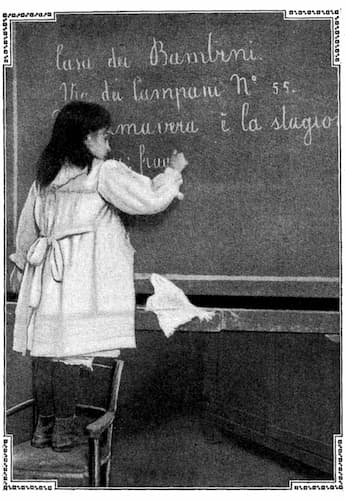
[13,441,89,480]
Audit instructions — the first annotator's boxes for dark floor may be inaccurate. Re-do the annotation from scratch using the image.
[111,413,330,488]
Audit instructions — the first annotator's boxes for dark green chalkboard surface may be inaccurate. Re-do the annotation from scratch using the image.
[6,12,339,297]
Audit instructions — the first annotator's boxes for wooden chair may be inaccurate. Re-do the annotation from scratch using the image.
[9,359,124,487]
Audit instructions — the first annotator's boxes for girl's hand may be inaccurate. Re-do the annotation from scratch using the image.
[170,150,188,173]
[10,266,23,294]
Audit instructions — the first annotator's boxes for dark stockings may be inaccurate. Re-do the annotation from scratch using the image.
[32,358,80,418]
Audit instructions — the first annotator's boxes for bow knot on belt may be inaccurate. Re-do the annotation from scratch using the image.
[27,235,64,283]
[26,227,94,308]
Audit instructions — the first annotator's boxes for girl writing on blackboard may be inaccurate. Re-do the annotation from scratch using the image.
[10,100,188,452]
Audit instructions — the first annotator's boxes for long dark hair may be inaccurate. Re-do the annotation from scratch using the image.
[36,101,112,187]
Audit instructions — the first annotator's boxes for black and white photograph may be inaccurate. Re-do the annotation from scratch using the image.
[1,1,343,492]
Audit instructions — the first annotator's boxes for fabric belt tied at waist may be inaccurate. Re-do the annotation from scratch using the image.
[27,226,94,308]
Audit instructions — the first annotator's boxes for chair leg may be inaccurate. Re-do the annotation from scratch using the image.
[105,459,112,487]
[89,438,101,487]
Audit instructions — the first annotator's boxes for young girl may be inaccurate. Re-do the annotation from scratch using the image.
[9,101,187,452]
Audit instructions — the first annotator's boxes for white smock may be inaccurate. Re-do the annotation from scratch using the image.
[10,159,183,366]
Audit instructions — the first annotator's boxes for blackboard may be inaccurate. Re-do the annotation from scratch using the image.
[6,11,339,297]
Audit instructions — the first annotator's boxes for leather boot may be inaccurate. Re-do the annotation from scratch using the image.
[31,415,55,448]
[52,415,86,452]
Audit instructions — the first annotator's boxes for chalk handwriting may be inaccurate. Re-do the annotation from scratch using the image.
[271,105,338,145]
[56,44,93,71]
[51,35,337,148]
[230,74,250,96]
[133,76,222,112]
[241,103,263,132]
[114,119,199,136]
[59,82,88,101]
[139,144,170,173]
[107,47,131,68]
[149,32,258,66]
[220,112,231,133]
[102,80,124,102]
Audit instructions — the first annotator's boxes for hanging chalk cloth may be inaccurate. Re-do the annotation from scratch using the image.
[145,274,215,337]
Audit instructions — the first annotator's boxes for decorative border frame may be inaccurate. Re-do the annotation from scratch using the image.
[1,9,343,491]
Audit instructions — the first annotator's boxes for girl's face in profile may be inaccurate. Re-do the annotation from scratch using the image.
[85,128,112,160]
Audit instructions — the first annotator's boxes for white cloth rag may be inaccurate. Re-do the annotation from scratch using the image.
[145,274,215,337]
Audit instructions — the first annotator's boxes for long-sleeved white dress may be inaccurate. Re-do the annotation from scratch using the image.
[10,159,183,359]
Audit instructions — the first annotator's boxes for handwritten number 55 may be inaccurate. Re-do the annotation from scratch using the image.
[272,81,290,94]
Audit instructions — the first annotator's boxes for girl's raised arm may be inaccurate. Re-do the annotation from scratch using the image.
[98,160,184,215]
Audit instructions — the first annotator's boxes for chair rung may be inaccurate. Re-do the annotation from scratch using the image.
[93,363,112,370]
[100,453,111,466]
[7,399,35,416]
[77,404,105,413]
